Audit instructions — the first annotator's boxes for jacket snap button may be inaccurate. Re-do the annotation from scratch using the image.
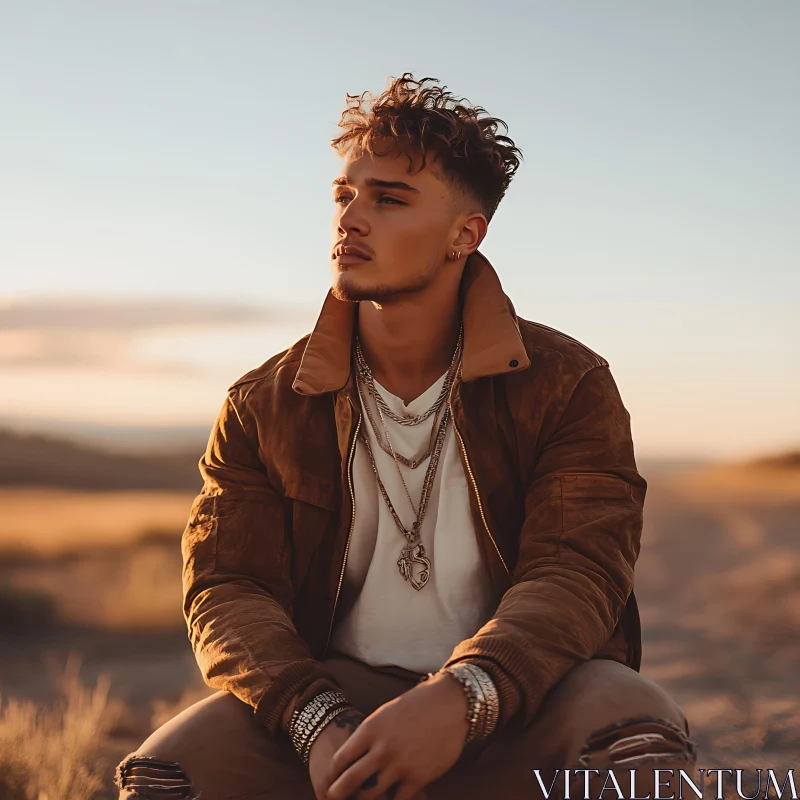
[509,359,519,368]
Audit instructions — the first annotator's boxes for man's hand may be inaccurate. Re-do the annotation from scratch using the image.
[309,706,428,800]
[324,672,469,800]
[308,707,367,799]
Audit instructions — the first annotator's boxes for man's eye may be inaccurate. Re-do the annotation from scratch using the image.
[333,195,403,205]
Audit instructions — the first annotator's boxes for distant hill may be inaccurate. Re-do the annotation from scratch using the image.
[666,448,800,502]
[4,419,797,495]
[0,417,209,455]
[748,451,800,470]
[0,428,203,490]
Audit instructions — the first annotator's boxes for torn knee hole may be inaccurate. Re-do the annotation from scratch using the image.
[114,754,199,799]
[578,715,698,768]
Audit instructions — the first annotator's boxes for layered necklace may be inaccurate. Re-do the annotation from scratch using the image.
[354,326,463,591]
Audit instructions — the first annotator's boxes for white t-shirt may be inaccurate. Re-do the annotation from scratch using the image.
[328,370,499,674]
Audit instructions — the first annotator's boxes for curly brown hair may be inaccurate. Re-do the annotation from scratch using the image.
[331,73,523,224]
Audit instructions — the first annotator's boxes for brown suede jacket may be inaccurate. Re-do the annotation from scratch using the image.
[181,249,646,742]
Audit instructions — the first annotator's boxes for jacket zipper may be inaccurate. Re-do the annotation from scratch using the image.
[323,401,362,657]
[452,418,511,579]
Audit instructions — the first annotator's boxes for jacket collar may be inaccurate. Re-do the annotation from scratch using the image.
[292,248,530,396]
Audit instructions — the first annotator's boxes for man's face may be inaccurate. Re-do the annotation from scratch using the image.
[329,147,466,303]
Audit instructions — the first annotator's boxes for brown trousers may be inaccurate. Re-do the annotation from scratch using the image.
[116,654,698,800]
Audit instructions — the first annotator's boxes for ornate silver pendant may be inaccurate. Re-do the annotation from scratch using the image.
[397,543,431,591]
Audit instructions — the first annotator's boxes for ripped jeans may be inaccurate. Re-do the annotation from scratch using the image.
[115,655,698,800]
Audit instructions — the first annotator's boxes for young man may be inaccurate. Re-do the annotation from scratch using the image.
[116,74,697,800]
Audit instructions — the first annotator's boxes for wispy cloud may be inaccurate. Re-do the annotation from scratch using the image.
[0,297,307,331]
[0,297,315,374]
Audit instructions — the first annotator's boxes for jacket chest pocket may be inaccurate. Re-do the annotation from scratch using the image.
[283,478,339,589]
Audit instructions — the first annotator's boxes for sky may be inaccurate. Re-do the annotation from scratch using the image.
[1,1,798,460]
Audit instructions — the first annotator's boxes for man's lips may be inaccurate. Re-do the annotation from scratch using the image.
[334,253,372,264]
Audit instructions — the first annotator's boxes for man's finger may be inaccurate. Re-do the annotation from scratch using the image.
[327,750,384,800]
[328,726,371,783]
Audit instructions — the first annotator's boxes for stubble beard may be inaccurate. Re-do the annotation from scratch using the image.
[331,259,438,304]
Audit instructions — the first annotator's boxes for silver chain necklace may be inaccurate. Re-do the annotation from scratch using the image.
[355,331,462,469]
[353,330,463,591]
[354,326,462,427]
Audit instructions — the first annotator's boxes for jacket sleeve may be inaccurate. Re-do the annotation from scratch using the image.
[442,364,646,732]
[182,390,342,738]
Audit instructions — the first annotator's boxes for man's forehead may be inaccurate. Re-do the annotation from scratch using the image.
[337,148,446,187]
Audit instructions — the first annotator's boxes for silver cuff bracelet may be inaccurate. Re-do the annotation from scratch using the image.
[288,688,353,766]
[437,661,500,742]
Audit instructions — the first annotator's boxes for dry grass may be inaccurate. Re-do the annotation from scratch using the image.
[2,535,185,631]
[0,653,123,800]
[0,488,194,632]
[0,488,195,556]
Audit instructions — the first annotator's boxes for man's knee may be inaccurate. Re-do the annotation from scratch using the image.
[550,658,697,770]
[114,691,250,799]
[116,753,198,799]
[577,713,697,770]
[571,700,700,800]
[114,689,312,800]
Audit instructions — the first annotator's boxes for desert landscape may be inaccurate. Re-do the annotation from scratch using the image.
[0,429,797,799]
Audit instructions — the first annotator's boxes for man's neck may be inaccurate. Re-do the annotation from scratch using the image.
[356,282,462,406]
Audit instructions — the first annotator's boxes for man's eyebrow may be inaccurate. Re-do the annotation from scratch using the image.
[331,176,421,194]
